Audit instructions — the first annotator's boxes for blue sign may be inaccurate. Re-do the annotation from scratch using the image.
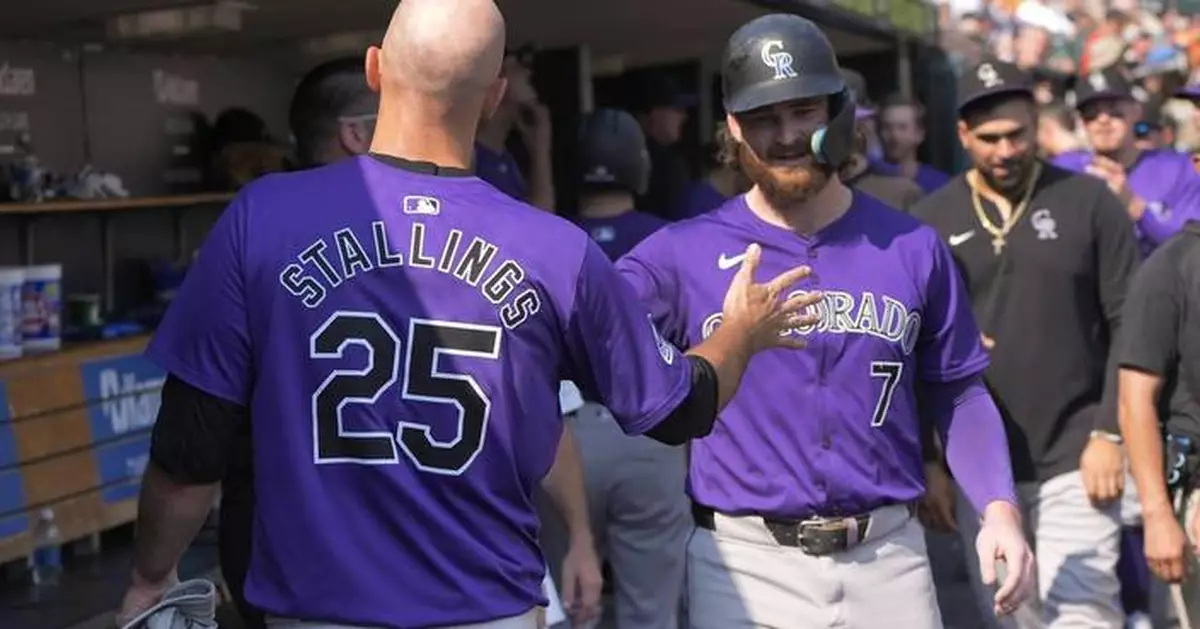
[80,355,165,504]
[0,380,29,539]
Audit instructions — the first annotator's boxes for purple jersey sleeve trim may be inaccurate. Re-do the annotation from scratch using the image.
[928,376,1018,515]
[144,342,246,407]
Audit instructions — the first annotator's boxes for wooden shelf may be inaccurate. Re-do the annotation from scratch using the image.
[0,193,234,216]
[0,334,151,380]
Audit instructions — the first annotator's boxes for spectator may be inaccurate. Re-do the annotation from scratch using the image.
[475,47,556,211]
[671,131,746,221]
[877,94,951,194]
[1036,101,1084,159]
[632,73,697,219]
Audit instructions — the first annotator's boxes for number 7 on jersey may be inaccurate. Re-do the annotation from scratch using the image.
[869,361,903,427]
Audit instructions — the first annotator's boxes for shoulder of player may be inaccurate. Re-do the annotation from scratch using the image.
[1142,148,1194,168]
[907,175,968,221]
[1037,162,1112,204]
[852,190,943,245]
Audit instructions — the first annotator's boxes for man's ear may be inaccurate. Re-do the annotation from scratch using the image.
[365,46,382,93]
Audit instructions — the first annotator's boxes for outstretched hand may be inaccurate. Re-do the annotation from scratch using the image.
[721,243,822,352]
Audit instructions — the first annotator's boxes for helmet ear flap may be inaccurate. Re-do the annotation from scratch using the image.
[812,89,857,166]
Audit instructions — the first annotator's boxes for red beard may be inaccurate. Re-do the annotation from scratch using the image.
[736,140,831,208]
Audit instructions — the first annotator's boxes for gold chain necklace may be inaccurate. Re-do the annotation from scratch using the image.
[967,163,1043,255]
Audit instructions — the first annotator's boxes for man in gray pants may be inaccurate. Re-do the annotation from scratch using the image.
[541,392,689,629]
[538,108,689,629]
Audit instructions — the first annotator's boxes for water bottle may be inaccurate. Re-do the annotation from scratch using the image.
[29,508,63,586]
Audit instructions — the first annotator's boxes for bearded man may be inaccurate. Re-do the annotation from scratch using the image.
[613,17,1035,629]
[913,59,1141,629]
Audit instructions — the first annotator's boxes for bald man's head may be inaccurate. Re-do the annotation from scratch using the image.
[366,0,507,118]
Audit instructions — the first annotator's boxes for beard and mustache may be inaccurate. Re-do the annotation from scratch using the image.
[735,136,834,208]
[975,152,1038,197]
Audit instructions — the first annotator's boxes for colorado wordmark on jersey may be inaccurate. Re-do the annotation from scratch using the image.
[701,289,923,354]
[616,192,987,519]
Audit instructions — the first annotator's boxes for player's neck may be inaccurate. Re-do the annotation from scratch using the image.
[1105,143,1141,170]
[370,98,475,170]
[578,192,635,219]
[747,177,853,236]
[889,154,919,176]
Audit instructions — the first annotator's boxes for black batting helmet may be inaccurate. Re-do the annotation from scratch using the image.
[720,14,857,166]
[578,108,651,195]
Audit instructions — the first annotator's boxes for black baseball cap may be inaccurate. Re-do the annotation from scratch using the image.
[1074,67,1134,109]
[957,59,1034,115]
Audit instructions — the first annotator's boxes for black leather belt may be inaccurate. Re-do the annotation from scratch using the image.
[691,502,878,557]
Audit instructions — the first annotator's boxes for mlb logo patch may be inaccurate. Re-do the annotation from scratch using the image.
[403,195,441,216]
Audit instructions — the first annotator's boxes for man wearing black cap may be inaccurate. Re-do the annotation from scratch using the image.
[633,73,697,219]
[912,59,1141,629]
[1055,67,1200,253]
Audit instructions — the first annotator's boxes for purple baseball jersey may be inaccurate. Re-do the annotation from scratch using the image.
[474,142,528,201]
[1053,149,1200,251]
[671,180,729,220]
[872,159,951,194]
[575,211,669,260]
[616,193,988,518]
[146,154,691,628]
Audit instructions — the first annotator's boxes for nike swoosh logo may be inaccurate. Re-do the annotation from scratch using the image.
[948,231,975,247]
[717,253,747,270]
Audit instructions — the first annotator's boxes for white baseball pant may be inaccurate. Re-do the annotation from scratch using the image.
[686,504,943,629]
[955,469,1124,629]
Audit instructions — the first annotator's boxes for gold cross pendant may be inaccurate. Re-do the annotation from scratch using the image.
[992,237,1005,255]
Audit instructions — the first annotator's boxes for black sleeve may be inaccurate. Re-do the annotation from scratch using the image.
[149,373,249,484]
[644,355,719,446]
[1116,247,1181,377]
[1092,185,1143,432]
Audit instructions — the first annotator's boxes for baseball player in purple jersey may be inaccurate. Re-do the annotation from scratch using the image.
[112,2,823,629]
[615,16,1037,629]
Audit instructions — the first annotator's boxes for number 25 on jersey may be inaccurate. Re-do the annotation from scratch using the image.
[309,310,501,476]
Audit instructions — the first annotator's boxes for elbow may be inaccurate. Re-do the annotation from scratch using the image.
[643,355,719,446]
[644,409,715,446]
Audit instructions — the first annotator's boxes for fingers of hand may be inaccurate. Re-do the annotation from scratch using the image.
[1151,557,1185,583]
[781,291,823,316]
[733,244,762,286]
[978,548,998,585]
[767,263,813,295]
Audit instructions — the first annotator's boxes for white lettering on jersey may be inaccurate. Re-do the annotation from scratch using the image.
[280,221,542,329]
[700,289,921,355]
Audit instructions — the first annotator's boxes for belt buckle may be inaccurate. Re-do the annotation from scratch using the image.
[798,516,853,557]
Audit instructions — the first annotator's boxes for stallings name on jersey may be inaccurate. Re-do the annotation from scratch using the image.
[279,220,541,329]
[703,289,922,354]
